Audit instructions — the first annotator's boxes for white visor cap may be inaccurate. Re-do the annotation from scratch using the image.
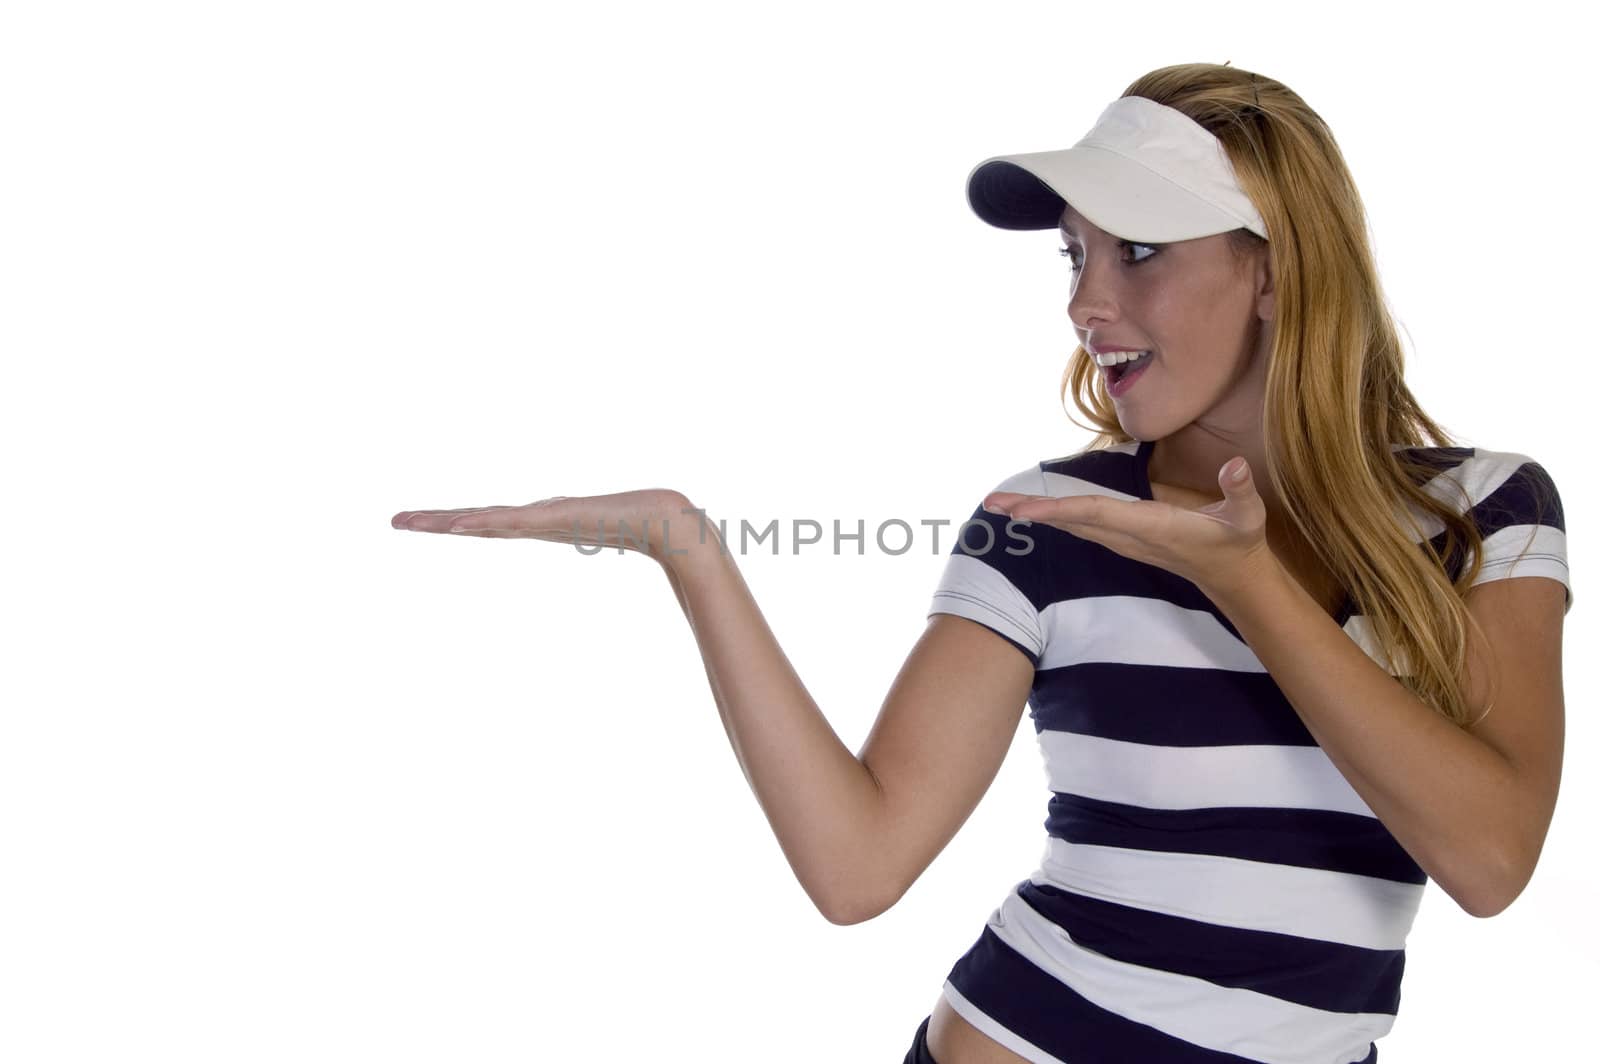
[966,95,1269,244]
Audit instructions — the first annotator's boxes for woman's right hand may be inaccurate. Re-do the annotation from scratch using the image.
[389,488,717,567]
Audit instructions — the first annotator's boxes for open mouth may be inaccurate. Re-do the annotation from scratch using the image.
[1098,350,1151,381]
[1104,352,1153,397]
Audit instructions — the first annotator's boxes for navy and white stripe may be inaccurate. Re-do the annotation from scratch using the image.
[925,438,1571,1064]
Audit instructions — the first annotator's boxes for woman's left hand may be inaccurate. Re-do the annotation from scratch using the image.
[983,455,1278,599]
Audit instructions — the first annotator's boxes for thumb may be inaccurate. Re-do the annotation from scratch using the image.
[1221,456,1253,493]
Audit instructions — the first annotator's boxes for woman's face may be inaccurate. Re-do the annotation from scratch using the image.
[1058,202,1274,441]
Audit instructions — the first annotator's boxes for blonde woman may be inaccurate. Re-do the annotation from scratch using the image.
[391,63,1571,1064]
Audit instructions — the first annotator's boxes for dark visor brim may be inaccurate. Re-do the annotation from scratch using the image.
[967,161,1067,231]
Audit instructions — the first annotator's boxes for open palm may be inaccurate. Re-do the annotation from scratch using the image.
[983,456,1274,597]
[391,488,713,565]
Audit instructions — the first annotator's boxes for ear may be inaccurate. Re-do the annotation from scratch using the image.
[1254,246,1275,324]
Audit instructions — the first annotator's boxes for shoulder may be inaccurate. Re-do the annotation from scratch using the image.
[1392,443,1571,614]
[1392,443,1565,529]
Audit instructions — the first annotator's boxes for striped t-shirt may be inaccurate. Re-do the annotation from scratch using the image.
[925,437,1572,1064]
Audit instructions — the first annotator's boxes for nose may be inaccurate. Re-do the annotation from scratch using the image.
[1066,260,1120,333]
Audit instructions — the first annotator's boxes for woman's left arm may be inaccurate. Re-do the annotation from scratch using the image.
[1206,558,1566,919]
[987,455,1567,920]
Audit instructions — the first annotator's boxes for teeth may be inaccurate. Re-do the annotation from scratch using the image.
[1093,349,1150,367]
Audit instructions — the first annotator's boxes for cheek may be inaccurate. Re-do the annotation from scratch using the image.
[1128,269,1251,352]
[1138,288,1206,350]
[1146,289,1251,373]
[1185,277,1256,340]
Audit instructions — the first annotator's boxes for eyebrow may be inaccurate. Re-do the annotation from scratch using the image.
[1059,220,1157,247]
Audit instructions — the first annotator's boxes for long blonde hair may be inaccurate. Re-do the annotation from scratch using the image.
[1062,62,1546,729]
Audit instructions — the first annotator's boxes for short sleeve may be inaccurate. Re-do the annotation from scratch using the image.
[926,464,1053,667]
[1464,454,1572,615]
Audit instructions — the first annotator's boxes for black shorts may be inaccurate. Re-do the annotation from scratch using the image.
[902,1013,939,1064]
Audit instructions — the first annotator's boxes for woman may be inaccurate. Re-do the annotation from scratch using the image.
[391,63,1571,1064]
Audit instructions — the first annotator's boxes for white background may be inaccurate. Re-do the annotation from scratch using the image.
[3,2,1592,1061]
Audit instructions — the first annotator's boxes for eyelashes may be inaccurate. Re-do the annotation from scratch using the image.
[1057,241,1161,272]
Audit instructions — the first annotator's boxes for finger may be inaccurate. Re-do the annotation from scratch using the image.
[442,510,520,534]
[398,506,518,516]
[1018,497,1174,552]
[446,504,593,538]
[1004,493,1107,526]
[987,492,1069,519]
[982,492,1023,514]
[985,490,1074,520]
[395,497,591,533]
[392,506,518,530]
[397,507,523,534]
[1220,456,1256,496]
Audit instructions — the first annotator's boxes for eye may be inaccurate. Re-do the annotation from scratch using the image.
[1057,241,1161,272]
[1126,242,1160,265]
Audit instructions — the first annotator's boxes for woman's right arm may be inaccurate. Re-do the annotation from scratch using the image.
[662,508,1035,925]
[393,488,1035,925]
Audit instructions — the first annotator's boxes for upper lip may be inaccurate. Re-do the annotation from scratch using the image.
[1086,342,1150,356]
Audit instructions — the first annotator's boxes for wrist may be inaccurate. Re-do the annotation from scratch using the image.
[657,500,730,574]
[1200,545,1288,616]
